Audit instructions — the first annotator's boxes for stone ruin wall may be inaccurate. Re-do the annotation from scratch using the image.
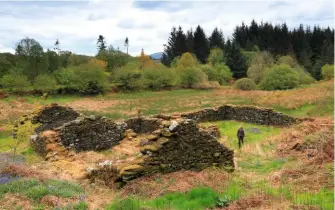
[17,103,302,187]
[181,104,298,126]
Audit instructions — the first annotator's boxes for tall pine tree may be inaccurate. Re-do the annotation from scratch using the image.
[97,35,107,51]
[193,25,210,64]
[186,28,194,53]
[226,42,247,79]
[175,26,187,57]
[209,27,225,49]
[161,27,177,66]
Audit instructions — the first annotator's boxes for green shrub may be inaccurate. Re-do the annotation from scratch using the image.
[201,65,217,81]
[295,67,315,85]
[0,73,32,92]
[177,53,198,68]
[208,48,225,65]
[115,68,143,91]
[72,63,107,94]
[214,64,233,85]
[33,74,58,92]
[321,64,334,80]
[54,68,75,86]
[234,78,257,91]
[276,55,299,68]
[201,64,232,85]
[247,51,274,84]
[142,68,178,90]
[180,67,202,88]
[260,64,299,90]
[55,63,107,94]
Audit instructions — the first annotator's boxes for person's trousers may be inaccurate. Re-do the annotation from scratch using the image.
[238,136,244,148]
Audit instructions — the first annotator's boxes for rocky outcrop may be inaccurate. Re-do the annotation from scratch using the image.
[56,116,127,152]
[181,104,297,126]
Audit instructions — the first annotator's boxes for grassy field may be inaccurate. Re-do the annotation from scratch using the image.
[0,80,333,123]
[0,80,333,209]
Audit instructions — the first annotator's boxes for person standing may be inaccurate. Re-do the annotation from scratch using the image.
[237,126,245,149]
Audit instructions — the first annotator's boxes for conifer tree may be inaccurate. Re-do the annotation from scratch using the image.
[193,25,210,64]
[186,28,194,53]
[226,42,247,79]
[209,27,225,49]
[97,35,107,51]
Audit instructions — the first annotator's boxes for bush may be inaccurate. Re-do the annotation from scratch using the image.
[0,73,32,93]
[234,78,257,91]
[33,74,58,92]
[115,68,143,91]
[201,64,232,85]
[201,65,217,81]
[247,51,274,84]
[180,67,203,88]
[321,64,334,80]
[55,63,107,94]
[295,67,315,85]
[177,53,198,68]
[214,64,233,85]
[260,64,299,90]
[276,55,299,68]
[142,68,178,90]
[208,48,225,65]
[54,68,75,86]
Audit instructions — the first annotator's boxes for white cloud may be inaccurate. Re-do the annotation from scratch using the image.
[0,0,333,56]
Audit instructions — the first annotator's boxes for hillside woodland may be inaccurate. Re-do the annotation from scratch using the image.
[0,21,334,95]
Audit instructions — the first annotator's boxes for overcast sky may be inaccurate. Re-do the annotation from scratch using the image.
[0,0,333,56]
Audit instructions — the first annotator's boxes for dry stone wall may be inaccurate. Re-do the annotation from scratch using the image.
[31,103,80,133]
[181,104,297,126]
[24,103,303,187]
[88,118,234,187]
[56,116,127,152]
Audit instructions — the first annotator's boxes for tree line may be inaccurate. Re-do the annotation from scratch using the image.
[161,20,334,80]
[0,20,333,95]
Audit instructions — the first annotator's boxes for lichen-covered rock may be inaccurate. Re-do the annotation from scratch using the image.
[57,116,127,152]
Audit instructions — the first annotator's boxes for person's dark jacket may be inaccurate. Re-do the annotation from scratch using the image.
[237,128,244,138]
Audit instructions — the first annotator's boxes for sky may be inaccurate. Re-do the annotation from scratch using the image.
[0,0,334,56]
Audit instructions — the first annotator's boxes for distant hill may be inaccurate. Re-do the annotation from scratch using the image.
[150,52,163,60]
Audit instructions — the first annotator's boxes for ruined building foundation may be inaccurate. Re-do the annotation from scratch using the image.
[15,103,300,187]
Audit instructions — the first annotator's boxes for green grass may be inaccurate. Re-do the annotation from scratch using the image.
[106,89,210,100]
[238,157,288,174]
[105,187,223,210]
[0,179,85,201]
[0,125,12,152]
[292,189,334,210]
[207,120,281,149]
[3,94,80,106]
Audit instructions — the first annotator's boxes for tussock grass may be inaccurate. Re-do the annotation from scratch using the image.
[0,179,84,201]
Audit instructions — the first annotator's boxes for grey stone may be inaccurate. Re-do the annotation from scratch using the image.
[169,120,179,131]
